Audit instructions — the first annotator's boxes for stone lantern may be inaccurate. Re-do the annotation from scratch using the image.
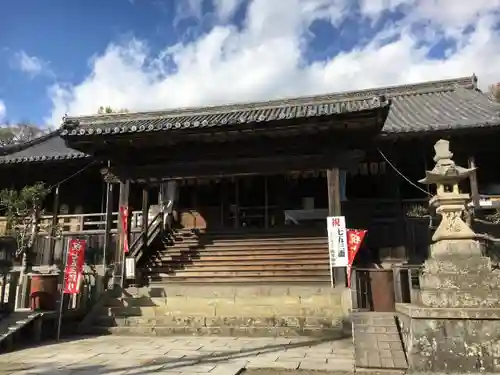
[396,139,500,373]
[419,139,478,247]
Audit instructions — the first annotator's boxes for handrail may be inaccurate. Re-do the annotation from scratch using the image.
[129,211,163,260]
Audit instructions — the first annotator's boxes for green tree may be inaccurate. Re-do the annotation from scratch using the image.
[97,106,129,114]
[0,183,50,271]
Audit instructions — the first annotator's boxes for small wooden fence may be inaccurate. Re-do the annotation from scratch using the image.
[351,264,422,312]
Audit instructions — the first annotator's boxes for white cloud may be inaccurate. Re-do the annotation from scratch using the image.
[0,100,5,123]
[47,0,500,126]
[213,0,244,22]
[13,51,52,78]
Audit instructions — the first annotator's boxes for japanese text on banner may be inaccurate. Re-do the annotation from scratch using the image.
[63,239,87,295]
[347,229,367,288]
[327,216,348,267]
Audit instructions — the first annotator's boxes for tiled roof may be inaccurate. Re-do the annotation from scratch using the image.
[0,131,88,164]
[60,94,390,137]
[380,76,500,134]
[60,75,500,138]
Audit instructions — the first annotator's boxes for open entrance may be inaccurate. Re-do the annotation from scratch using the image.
[175,172,335,231]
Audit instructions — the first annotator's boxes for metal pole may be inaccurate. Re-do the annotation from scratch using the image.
[56,237,69,342]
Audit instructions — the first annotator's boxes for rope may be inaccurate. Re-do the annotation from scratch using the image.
[377,148,431,196]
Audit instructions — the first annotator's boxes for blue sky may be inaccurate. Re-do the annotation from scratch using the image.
[0,0,499,127]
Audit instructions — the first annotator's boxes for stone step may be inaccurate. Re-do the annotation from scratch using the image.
[84,324,348,338]
[104,299,340,317]
[152,271,330,282]
[95,315,345,329]
[420,272,500,289]
[424,256,491,274]
[149,275,332,283]
[124,284,338,298]
[169,238,328,248]
[420,288,500,308]
[149,264,329,273]
[165,243,329,252]
[157,255,329,264]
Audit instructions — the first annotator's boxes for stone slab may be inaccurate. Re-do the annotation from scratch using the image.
[0,335,354,374]
[397,302,500,372]
[396,303,500,319]
[352,312,408,371]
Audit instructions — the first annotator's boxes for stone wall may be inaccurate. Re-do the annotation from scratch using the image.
[90,284,352,337]
[396,304,500,372]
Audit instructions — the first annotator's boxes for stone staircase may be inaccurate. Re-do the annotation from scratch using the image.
[82,284,351,338]
[0,310,43,352]
[144,228,330,284]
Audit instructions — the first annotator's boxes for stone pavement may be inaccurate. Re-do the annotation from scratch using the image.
[0,335,354,374]
[352,312,407,370]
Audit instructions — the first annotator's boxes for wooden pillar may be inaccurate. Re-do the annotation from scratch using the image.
[220,179,228,228]
[103,182,114,269]
[327,168,347,287]
[115,180,130,287]
[327,169,341,216]
[49,186,60,265]
[264,176,269,229]
[141,187,149,242]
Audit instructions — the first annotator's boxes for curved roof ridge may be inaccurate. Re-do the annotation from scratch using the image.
[0,129,89,165]
[65,75,476,126]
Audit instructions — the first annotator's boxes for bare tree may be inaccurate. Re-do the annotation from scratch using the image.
[488,83,500,103]
[0,123,46,147]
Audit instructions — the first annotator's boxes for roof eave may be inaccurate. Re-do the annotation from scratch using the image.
[60,102,390,139]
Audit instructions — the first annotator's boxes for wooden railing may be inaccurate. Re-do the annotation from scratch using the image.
[129,211,163,263]
[0,211,150,268]
[0,210,147,236]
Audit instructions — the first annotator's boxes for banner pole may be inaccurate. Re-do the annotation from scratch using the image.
[56,237,69,342]
[329,256,334,289]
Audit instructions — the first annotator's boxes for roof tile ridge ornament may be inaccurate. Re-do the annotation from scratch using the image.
[61,113,80,130]
[471,73,478,90]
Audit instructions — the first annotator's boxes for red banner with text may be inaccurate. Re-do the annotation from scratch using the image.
[63,239,87,295]
[347,229,367,288]
[120,206,129,253]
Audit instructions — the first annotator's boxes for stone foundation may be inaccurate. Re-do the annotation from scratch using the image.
[397,304,500,372]
[84,284,352,338]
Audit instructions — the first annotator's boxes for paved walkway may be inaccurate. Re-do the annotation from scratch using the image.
[0,335,354,374]
[352,312,407,370]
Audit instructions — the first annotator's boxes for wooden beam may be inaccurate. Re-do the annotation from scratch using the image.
[103,182,114,268]
[326,167,347,287]
[469,157,480,210]
[141,187,149,244]
[49,186,60,265]
[110,151,365,182]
